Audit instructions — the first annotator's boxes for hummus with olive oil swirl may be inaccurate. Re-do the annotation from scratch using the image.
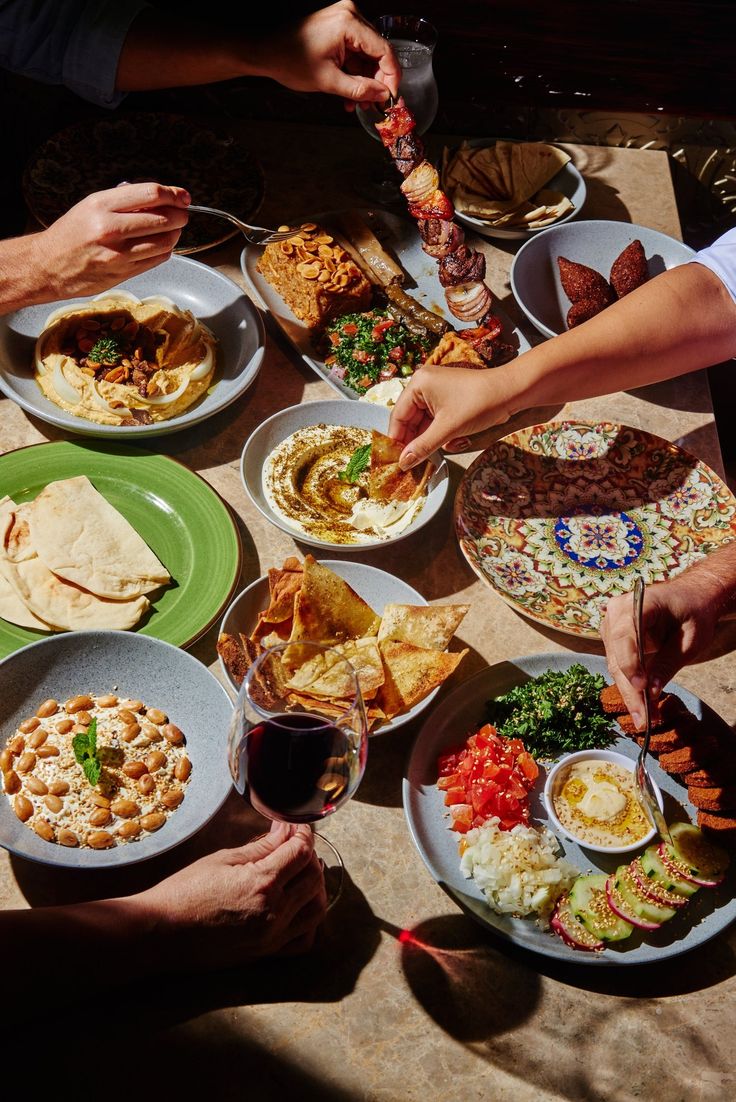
[263,424,425,544]
[552,759,650,848]
[34,291,216,427]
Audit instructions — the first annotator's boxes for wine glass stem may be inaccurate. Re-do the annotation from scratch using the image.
[312,831,344,910]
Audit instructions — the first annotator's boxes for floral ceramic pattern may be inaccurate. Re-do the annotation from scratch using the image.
[455,421,736,638]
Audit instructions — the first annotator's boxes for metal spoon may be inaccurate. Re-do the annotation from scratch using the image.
[632,576,672,845]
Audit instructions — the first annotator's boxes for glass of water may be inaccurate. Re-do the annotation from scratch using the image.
[354,15,438,203]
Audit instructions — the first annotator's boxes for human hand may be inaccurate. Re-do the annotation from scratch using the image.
[259,1,400,108]
[388,365,516,469]
[600,575,724,728]
[135,821,327,969]
[33,183,191,300]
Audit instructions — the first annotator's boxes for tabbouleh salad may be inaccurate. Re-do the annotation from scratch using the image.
[321,309,433,395]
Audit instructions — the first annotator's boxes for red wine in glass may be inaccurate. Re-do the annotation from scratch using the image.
[244,712,365,823]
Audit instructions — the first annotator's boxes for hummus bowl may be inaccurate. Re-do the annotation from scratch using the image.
[241,399,449,551]
[543,749,663,856]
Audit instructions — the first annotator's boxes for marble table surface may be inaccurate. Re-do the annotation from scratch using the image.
[1,122,735,1101]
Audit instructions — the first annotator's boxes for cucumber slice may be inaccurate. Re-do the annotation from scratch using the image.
[665,822,729,887]
[550,894,605,952]
[640,845,699,899]
[615,866,678,924]
[606,868,662,930]
[569,874,634,942]
[630,857,688,908]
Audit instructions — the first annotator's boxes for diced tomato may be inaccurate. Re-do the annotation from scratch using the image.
[353,349,374,364]
[379,365,398,380]
[341,323,358,337]
[388,345,405,364]
[371,319,395,341]
[357,375,373,390]
[444,786,467,807]
[329,331,341,347]
[436,723,538,836]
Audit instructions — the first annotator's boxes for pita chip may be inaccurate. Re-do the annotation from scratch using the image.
[369,430,432,503]
[284,556,380,667]
[378,640,468,717]
[377,604,469,651]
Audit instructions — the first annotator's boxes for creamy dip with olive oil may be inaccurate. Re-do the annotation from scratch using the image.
[552,759,649,848]
[263,424,423,544]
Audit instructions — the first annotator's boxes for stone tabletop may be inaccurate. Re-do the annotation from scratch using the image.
[1,123,735,1101]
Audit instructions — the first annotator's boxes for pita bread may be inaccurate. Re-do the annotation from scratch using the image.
[0,555,150,630]
[377,604,470,651]
[0,570,53,630]
[28,475,169,599]
[369,430,432,503]
[283,556,380,667]
[378,640,468,717]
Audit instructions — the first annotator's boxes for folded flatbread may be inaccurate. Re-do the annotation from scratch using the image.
[28,475,170,599]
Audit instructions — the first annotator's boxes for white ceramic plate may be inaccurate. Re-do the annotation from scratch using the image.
[218,559,456,733]
[0,254,265,438]
[403,652,736,965]
[0,631,233,868]
[239,206,531,399]
[510,219,696,339]
[449,139,587,242]
[241,398,449,552]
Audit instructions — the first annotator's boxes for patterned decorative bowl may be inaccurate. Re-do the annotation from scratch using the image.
[454,420,736,638]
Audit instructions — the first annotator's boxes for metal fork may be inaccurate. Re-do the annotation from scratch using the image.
[187,204,297,246]
[632,576,673,844]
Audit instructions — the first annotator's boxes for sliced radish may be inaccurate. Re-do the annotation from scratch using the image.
[605,873,661,930]
[629,859,688,908]
[550,895,604,952]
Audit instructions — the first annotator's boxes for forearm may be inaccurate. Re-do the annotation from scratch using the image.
[494,264,736,418]
[115,11,273,90]
[0,233,56,314]
[681,540,736,618]
[1,895,157,1008]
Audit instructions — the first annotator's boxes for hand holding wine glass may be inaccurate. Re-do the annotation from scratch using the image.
[228,642,369,906]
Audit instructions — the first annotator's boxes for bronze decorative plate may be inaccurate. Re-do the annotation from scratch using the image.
[22,113,264,255]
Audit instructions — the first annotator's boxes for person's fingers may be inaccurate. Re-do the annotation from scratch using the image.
[104,182,191,212]
[344,14,402,97]
[647,633,689,696]
[257,824,315,884]
[105,207,191,241]
[224,820,294,866]
[324,67,393,104]
[281,855,325,915]
[388,384,430,445]
[124,229,183,259]
[601,593,648,726]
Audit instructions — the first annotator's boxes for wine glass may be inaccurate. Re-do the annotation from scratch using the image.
[227,641,369,906]
[354,15,438,204]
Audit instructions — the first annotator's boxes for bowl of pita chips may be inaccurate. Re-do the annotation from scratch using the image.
[442,140,586,241]
[241,399,449,551]
[217,556,469,733]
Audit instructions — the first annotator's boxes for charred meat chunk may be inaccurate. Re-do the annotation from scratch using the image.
[417,217,464,259]
[389,132,425,177]
[438,244,486,287]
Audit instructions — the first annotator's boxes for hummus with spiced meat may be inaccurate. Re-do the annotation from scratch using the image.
[34,292,216,426]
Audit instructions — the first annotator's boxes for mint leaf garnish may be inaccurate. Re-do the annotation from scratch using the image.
[73,717,102,787]
[338,444,371,484]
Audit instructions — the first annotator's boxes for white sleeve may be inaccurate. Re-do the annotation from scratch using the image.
[691,227,736,304]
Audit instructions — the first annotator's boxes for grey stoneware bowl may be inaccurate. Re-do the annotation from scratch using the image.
[510,220,696,339]
[0,631,233,868]
[241,398,449,551]
[218,559,451,734]
[452,141,586,242]
[0,254,265,438]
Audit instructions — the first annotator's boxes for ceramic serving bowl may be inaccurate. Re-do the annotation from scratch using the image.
[450,140,586,242]
[240,398,449,552]
[218,559,447,733]
[543,748,663,856]
[510,220,696,339]
[0,631,233,868]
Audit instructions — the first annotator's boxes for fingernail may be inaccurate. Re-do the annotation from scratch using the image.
[448,437,471,451]
[116,180,130,187]
[399,450,419,471]
[651,677,664,698]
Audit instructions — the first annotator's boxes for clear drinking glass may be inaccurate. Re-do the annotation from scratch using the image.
[227,641,369,906]
[354,15,438,203]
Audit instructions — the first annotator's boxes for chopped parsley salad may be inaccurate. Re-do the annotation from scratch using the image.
[322,309,433,396]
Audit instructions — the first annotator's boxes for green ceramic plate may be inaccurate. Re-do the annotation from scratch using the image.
[0,441,242,658]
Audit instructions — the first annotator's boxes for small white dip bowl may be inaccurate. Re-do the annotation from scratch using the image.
[543,748,664,856]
